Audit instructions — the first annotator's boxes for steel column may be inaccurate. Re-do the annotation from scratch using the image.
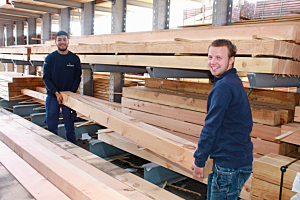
[81,1,94,35]
[80,68,94,96]
[41,13,51,44]
[15,21,24,45]
[27,18,37,44]
[212,0,233,26]
[111,0,127,33]
[5,24,13,46]
[59,7,70,35]
[109,72,124,103]
[0,26,4,46]
[152,0,170,30]
[24,65,36,75]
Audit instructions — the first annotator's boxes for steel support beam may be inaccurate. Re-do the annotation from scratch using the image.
[111,0,127,33]
[15,21,24,45]
[30,60,44,67]
[95,6,111,12]
[1,59,13,63]
[58,122,102,140]
[59,7,70,35]
[13,104,45,117]
[0,14,26,21]
[5,24,13,46]
[212,0,233,26]
[13,2,59,14]
[152,0,170,30]
[0,8,41,18]
[127,0,152,9]
[90,64,147,73]
[146,67,213,79]
[0,26,4,46]
[247,73,300,88]
[33,0,83,8]
[90,139,126,158]
[12,60,31,65]
[109,72,124,103]
[27,18,37,45]
[41,13,51,44]
[81,1,95,35]
[80,68,94,96]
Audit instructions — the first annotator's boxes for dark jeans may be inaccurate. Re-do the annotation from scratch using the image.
[207,163,252,200]
[45,95,77,144]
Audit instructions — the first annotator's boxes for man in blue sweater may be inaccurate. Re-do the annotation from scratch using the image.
[43,31,82,144]
[191,39,253,199]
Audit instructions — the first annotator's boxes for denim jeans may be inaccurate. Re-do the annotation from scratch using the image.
[207,163,252,200]
[45,95,77,144]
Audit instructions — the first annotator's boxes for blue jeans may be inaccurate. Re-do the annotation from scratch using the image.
[207,163,252,200]
[45,95,77,144]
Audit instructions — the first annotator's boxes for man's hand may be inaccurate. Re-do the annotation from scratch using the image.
[191,162,204,178]
[55,92,63,104]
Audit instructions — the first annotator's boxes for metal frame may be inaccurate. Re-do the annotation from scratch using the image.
[81,1,95,35]
[5,24,13,46]
[0,8,41,18]
[111,0,127,33]
[247,73,300,88]
[41,13,51,44]
[212,0,233,26]
[30,60,44,67]
[152,0,170,30]
[13,2,59,14]
[15,21,24,45]
[59,7,70,36]
[146,67,213,79]
[0,14,26,21]
[1,59,13,63]
[33,0,83,8]
[12,60,31,65]
[90,64,147,73]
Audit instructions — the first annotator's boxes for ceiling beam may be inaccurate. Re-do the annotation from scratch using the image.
[13,2,59,14]
[33,0,83,8]
[0,19,15,24]
[0,14,27,21]
[127,0,152,9]
[94,6,111,12]
[0,8,41,18]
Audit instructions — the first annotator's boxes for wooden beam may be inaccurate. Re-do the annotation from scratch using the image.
[253,153,300,189]
[0,109,182,200]
[280,123,300,146]
[56,91,211,177]
[0,140,70,200]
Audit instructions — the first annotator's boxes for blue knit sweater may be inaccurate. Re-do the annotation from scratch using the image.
[194,68,253,169]
[43,50,82,97]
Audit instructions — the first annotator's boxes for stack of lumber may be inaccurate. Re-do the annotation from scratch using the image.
[254,0,300,19]
[0,108,182,200]
[28,22,300,77]
[0,72,44,101]
[0,45,31,61]
[251,153,299,199]
[93,72,145,101]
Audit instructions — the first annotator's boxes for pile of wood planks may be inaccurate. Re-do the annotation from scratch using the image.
[251,153,299,199]
[0,108,183,200]
[0,72,44,101]
[0,46,31,61]
[93,72,145,101]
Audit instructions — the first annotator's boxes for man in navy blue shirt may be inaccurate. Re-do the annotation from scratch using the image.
[191,39,253,199]
[43,31,82,144]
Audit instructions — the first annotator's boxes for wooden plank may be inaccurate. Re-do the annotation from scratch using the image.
[0,122,130,200]
[0,46,29,54]
[0,140,70,200]
[97,129,204,182]
[30,54,300,75]
[0,53,29,61]
[251,137,297,155]
[0,109,182,200]
[294,106,300,122]
[31,39,300,60]
[122,107,202,137]
[145,78,300,107]
[57,91,212,177]
[42,22,300,44]
[250,177,296,200]
[252,123,281,142]
[253,153,300,189]
[281,123,300,145]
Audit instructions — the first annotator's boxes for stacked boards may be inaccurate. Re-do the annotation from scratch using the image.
[0,72,44,101]
[0,46,31,62]
[30,22,300,77]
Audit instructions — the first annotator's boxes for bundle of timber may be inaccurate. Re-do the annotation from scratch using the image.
[0,46,31,61]
[251,153,299,199]
[0,72,44,101]
[93,72,145,100]
[122,78,299,157]
[254,0,300,19]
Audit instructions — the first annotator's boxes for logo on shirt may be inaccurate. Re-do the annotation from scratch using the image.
[67,63,74,67]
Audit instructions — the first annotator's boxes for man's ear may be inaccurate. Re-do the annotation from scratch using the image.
[229,56,235,65]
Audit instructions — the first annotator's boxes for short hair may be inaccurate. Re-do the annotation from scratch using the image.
[55,31,69,40]
[208,39,237,59]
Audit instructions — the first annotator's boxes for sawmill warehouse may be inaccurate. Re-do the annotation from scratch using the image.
[1,0,300,199]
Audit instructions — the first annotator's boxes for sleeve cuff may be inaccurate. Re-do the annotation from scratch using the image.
[194,158,206,168]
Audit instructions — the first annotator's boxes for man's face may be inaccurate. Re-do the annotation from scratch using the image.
[55,35,69,52]
[208,46,234,77]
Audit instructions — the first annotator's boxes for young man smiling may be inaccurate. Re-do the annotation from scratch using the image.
[43,31,82,144]
[191,39,253,199]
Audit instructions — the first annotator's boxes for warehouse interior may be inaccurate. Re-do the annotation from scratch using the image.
[0,0,300,199]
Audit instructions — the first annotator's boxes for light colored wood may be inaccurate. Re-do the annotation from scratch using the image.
[252,124,281,142]
[31,39,300,60]
[145,78,300,107]
[0,120,131,200]
[251,137,288,155]
[30,54,300,76]
[122,107,202,137]
[22,89,47,101]
[294,106,300,122]
[0,53,29,61]
[253,153,300,189]
[58,91,211,176]
[280,123,300,146]
[97,129,210,183]
[251,177,296,200]
[0,140,70,200]
[0,46,30,54]
[0,109,182,200]
[276,127,300,140]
